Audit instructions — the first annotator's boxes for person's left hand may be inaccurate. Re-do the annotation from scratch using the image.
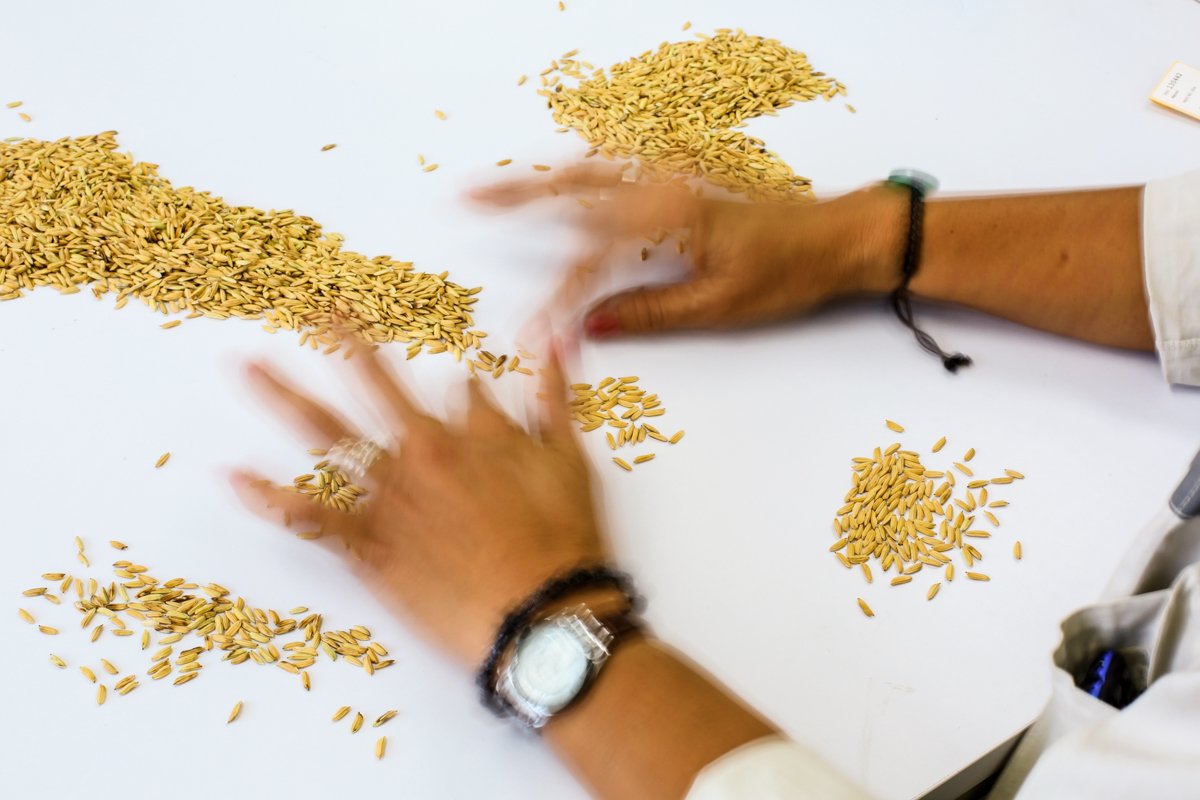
[231,344,610,669]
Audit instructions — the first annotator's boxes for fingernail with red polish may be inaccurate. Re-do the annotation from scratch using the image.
[584,310,620,339]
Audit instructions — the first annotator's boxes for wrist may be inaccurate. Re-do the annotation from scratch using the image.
[490,594,644,730]
[475,566,642,721]
[850,184,910,295]
[536,585,629,620]
[488,584,630,673]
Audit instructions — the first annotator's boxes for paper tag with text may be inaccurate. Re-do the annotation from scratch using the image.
[1150,61,1200,122]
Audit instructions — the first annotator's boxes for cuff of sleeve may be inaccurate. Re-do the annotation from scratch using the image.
[1143,170,1200,386]
[685,735,871,800]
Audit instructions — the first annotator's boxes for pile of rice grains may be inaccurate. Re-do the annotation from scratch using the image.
[535,28,845,202]
[569,375,684,471]
[17,537,395,758]
[0,131,486,359]
[837,421,1026,619]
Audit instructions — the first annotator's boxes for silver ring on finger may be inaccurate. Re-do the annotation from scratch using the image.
[327,437,385,484]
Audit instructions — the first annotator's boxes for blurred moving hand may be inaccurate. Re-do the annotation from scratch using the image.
[472,166,902,339]
[231,346,607,668]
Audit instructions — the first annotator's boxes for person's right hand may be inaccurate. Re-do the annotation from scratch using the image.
[472,167,906,339]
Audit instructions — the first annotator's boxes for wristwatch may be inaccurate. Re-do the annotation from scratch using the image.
[495,604,616,729]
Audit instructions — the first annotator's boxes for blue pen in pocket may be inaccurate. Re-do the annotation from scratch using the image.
[1079,649,1141,709]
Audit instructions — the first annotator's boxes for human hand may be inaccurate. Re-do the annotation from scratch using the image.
[472,167,905,338]
[231,345,609,668]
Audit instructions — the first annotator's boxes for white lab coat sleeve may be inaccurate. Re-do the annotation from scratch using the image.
[1143,170,1200,386]
[685,735,872,800]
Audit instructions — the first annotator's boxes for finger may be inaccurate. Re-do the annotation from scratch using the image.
[348,342,436,433]
[230,469,348,537]
[581,182,701,238]
[583,279,721,338]
[468,164,624,208]
[477,172,700,241]
[537,339,577,449]
[465,378,517,438]
[247,362,357,445]
[544,243,612,327]
[555,187,701,330]
[231,470,375,561]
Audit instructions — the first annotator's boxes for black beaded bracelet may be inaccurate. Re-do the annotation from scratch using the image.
[886,169,972,373]
[475,565,644,717]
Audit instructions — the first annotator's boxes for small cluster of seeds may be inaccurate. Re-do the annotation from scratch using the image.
[839,421,1025,618]
[569,376,684,471]
[332,706,396,759]
[293,451,368,516]
[18,539,396,704]
[464,347,536,378]
[537,30,845,202]
[0,133,484,356]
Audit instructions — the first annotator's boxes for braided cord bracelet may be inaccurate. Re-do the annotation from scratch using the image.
[886,169,972,373]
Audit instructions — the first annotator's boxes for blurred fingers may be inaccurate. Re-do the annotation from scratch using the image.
[230,469,346,535]
[581,182,701,238]
[246,362,357,445]
[229,470,377,560]
[583,279,722,338]
[348,343,438,435]
[471,166,701,236]
[465,378,519,439]
[469,165,624,208]
[544,243,613,327]
[537,340,578,451]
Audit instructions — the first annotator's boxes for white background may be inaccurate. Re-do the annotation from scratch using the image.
[1,1,1198,798]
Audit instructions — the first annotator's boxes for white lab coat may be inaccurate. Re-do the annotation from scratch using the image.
[686,171,1200,800]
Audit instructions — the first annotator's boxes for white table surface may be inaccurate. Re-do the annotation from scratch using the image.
[2,1,1198,797]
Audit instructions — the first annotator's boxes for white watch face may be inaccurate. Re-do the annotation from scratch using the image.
[512,622,590,712]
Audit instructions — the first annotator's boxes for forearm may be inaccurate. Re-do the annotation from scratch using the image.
[543,635,777,799]
[903,186,1154,350]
